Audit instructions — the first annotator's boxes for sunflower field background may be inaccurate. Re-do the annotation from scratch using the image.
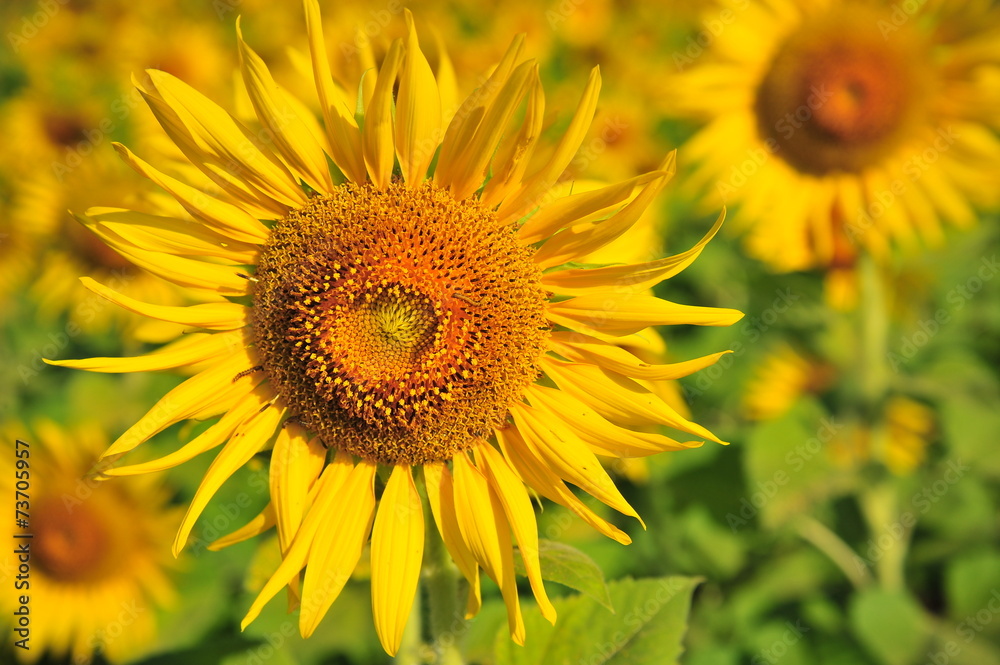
[1,1,999,664]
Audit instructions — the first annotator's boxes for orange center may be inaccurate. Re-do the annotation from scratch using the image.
[252,182,548,465]
[755,6,929,174]
[42,113,88,148]
[32,496,114,583]
[807,53,906,145]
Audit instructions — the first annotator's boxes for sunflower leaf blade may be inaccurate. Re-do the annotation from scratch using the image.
[513,539,612,611]
[493,576,701,665]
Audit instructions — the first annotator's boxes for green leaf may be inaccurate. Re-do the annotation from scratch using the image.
[849,588,928,665]
[461,599,510,665]
[941,395,1000,478]
[741,398,853,529]
[945,551,1000,620]
[513,539,613,610]
[494,576,701,665]
[132,636,268,665]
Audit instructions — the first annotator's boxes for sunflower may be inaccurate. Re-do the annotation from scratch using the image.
[0,79,210,338]
[669,0,1000,279]
[826,396,935,475]
[0,422,177,664]
[49,1,742,655]
[742,344,833,421]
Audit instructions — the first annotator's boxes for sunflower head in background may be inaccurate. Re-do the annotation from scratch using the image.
[0,422,178,664]
[669,0,1000,306]
[48,0,743,655]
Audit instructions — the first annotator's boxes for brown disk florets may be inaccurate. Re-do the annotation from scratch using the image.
[252,182,549,465]
[33,496,118,582]
[755,5,931,175]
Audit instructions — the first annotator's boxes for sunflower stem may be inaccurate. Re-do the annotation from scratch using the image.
[424,519,466,665]
[395,587,423,665]
[858,255,889,408]
[794,515,871,589]
[857,253,907,591]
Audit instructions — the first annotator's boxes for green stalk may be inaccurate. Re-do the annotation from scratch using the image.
[859,255,889,410]
[856,254,907,591]
[394,587,423,665]
[424,505,466,665]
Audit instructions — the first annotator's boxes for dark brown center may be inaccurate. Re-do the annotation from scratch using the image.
[251,182,549,465]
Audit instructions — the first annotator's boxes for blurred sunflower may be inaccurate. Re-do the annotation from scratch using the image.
[49,0,742,655]
[0,422,177,664]
[742,344,833,421]
[827,396,935,475]
[0,82,206,339]
[670,0,1000,297]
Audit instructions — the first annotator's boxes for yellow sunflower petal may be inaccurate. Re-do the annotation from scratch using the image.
[540,209,725,294]
[542,357,724,443]
[45,330,243,373]
[476,441,556,624]
[242,454,354,629]
[533,152,674,268]
[84,207,260,264]
[112,143,271,243]
[87,233,251,296]
[355,29,378,109]
[174,403,287,556]
[371,465,424,656]
[78,276,248,331]
[303,0,366,182]
[103,384,269,477]
[498,66,601,223]
[395,10,441,186]
[549,332,732,381]
[546,292,744,336]
[517,171,665,245]
[526,384,701,457]
[496,427,631,545]
[208,503,277,550]
[134,78,287,219]
[423,463,482,618]
[142,69,307,208]
[363,39,404,189]
[237,19,334,194]
[436,35,526,188]
[270,422,327,552]
[481,68,545,207]
[452,453,525,645]
[102,351,258,460]
[299,459,377,638]
[510,402,643,526]
[431,28,459,124]
[449,60,536,200]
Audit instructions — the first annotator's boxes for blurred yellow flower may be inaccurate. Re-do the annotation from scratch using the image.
[880,396,935,475]
[669,0,1000,276]
[0,46,220,337]
[827,396,935,475]
[49,0,742,655]
[0,422,177,664]
[742,344,833,421]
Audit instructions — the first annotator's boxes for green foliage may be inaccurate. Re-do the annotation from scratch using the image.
[849,589,928,665]
[513,539,613,610]
[493,577,700,665]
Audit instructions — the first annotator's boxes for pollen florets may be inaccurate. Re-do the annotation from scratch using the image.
[252,182,549,465]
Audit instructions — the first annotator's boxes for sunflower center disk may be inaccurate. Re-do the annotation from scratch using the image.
[252,182,549,465]
[33,497,114,582]
[755,6,929,175]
